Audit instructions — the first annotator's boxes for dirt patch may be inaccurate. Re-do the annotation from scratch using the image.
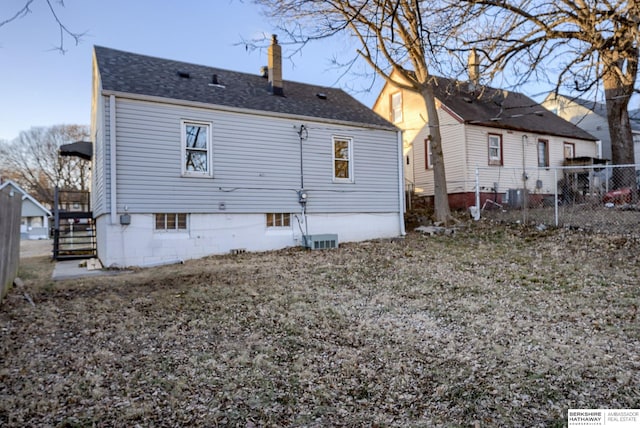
[1,223,639,427]
[19,239,52,259]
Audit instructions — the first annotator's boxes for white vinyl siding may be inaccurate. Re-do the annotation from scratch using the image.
[98,98,399,215]
[412,107,467,195]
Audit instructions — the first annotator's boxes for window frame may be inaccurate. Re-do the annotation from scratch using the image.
[537,139,550,168]
[181,120,213,177]
[332,136,354,183]
[266,213,291,228]
[425,138,433,169]
[154,213,188,231]
[488,133,503,166]
[390,91,403,123]
[563,142,575,159]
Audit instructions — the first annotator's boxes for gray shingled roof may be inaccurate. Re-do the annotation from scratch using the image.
[93,46,394,129]
[432,78,597,141]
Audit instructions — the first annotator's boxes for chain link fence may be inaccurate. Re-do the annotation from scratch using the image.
[474,164,640,232]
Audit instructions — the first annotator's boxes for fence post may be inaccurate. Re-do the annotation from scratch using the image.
[474,167,480,220]
[554,167,559,227]
[0,186,22,302]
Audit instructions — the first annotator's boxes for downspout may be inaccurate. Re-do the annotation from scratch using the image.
[397,130,406,236]
[109,95,117,224]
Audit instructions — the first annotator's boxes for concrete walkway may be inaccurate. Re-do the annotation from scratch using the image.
[20,239,132,281]
[51,260,132,281]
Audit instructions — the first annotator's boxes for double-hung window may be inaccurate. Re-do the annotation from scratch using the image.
[537,139,549,167]
[182,120,212,177]
[333,136,354,182]
[391,92,403,123]
[563,142,575,159]
[488,134,503,166]
[425,138,433,169]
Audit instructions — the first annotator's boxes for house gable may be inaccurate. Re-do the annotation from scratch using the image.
[0,180,51,217]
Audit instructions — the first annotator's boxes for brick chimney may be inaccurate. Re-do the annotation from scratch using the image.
[268,34,284,96]
[468,48,480,88]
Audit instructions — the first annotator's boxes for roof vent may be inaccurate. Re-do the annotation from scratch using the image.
[177,70,190,78]
[316,92,327,100]
[208,73,226,89]
[260,66,268,78]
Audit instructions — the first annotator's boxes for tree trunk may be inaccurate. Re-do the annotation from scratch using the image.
[603,71,636,191]
[421,85,452,224]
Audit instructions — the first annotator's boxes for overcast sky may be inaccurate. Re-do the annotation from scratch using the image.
[0,0,379,141]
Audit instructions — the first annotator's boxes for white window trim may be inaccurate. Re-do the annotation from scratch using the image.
[332,136,354,183]
[563,142,575,159]
[488,134,502,165]
[391,92,403,123]
[537,139,549,168]
[181,120,213,177]
[154,213,189,232]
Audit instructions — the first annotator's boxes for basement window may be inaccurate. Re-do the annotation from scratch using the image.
[266,213,291,228]
[155,213,188,231]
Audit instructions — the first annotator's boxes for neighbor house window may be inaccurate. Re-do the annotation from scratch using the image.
[333,136,354,182]
[182,120,212,176]
[564,142,575,159]
[488,134,503,166]
[537,139,549,167]
[155,213,188,231]
[425,138,433,169]
[391,92,403,123]
[266,213,290,228]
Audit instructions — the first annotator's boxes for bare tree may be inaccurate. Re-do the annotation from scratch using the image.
[1,0,83,53]
[463,0,639,187]
[0,125,90,207]
[256,0,460,223]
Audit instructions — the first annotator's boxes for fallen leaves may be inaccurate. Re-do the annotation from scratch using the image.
[1,223,639,426]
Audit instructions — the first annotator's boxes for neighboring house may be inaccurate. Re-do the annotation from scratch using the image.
[91,38,404,267]
[373,74,599,209]
[0,180,51,240]
[542,94,640,164]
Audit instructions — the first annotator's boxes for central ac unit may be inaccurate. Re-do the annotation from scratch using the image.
[303,234,338,250]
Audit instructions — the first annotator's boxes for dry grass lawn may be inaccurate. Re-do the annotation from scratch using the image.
[1,222,639,427]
